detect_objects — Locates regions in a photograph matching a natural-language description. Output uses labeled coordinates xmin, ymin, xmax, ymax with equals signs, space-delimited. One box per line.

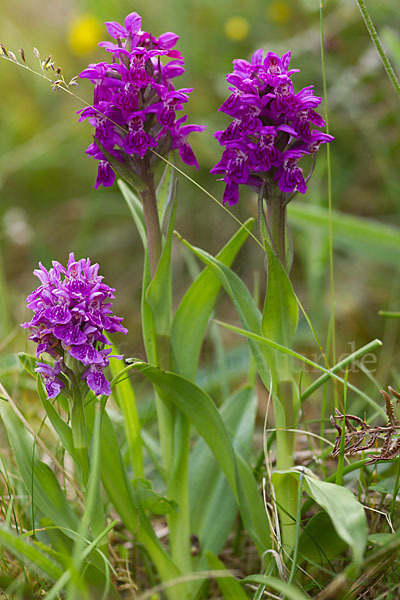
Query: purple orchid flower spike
xmin=78 ymin=12 xmax=204 ymax=190
xmin=211 ymin=48 xmax=334 ymax=205
xmin=212 ymin=49 xmax=334 ymax=269
xmin=22 ymin=253 xmax=127 ymax=399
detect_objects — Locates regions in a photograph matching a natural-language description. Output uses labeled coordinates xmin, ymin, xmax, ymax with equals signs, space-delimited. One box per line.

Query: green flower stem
xmin=154 ymin=333 xmax=175 ymax=478
xmin=266 ymin=188 xmax=287 ymax=269
xmin=273 ymin=378 xmax=299 ymax=552
xmin=140 ymin=170 xmax=163 ymax=278
xmin=70 ymin=383 xmax=90 ymax=487
xmin=87 ymin=399 xmax=109 ymax=559
xmin=167 ymin=415 xmax=192 ymax=578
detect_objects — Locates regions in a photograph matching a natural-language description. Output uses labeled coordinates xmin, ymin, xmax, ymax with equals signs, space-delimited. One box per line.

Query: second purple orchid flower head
xmin=22 ymin=253 xmax=127 ymax=399
xmin=78 ymin=12 xmax=205 ymax=190
xmin=211 ymin=50 xmax=334 ymax=206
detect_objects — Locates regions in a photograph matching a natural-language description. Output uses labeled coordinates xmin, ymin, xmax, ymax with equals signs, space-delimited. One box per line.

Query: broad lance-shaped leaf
xmin=262 ymin=241 xmax=298 ymax=363
xmin=156 ymin=158 xmax=175 ymax=228
xmin=273 ymin=469 xmax=367 ymax=567
xmin=118 ymin=179 xmax=147 ymax=249
xmin=262 ymin=241 xmax=299 ymax=471
xmin=303 ymin=473 xmax=367 ymax=567
xmin=172 ymin=218 xmax=255 ymax=381
xmin=131 ymin=361 xmax=270 ymax=553
xmin=36 ymin=377 xmax=77 ymax=463
xmin=176 ymin=237 xmax=271 ymax=387
xmin=109 ymin=355 xmax=144 ymax=478
xmin=100 ymin=410 xmax=183 ymax=591
xmin=190 ymin=387 xmax=257 ymax=555
xmin=297 ymin=511 xmax=347 ymax=563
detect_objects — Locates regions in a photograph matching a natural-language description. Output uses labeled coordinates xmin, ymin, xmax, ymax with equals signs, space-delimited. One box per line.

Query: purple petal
xmin=104 ymin=20 xmax=127 ymax=39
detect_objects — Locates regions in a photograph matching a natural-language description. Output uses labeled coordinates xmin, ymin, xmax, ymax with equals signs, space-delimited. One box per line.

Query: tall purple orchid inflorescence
xmin=22 ymin=253 xmax=127 ymax=398
xmin=211 ymin=50 xmax=334 ymax=206
xmin=78 ymin=12 xmax=205 ymax=190
xmin=211 ymin=50 xmax=334 ymax=268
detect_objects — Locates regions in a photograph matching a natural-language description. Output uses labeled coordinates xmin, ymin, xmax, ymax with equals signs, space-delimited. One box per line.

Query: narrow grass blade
xmin=241 ymin=575 xmax=309 ymax=600
xmin=356 ymin=0 xmax=400 ymax=98
xmin=0 ymin=398 xmax=79 ymax=535
xmin=45 ymin=520 xmax=118 ymax=600
xmin=215 ymin=320 xmax=385 ymax=416
xmin=0 ymin=525 xmax=63 ymax=581
xmin=379 ymin=311 xmax=400 ymax=318
xmin=300 ymin=338 xmax=383 ymax=402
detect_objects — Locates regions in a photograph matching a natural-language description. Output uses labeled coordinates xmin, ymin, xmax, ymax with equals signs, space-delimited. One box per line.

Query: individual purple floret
xmin=78 ymin=12 xmax=205 ymax=188
xmin=22 ymin=253 xmax=127 ymax=399
xmin=211 ymin=50 xmax=334 ymax=205
xmin=35 ymin=361 xmax=65 ymax=399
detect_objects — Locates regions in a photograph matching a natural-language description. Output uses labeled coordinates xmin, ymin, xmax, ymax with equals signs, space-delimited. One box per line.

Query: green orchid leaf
xmin=172 ymin=218 xmax=254 ymax=381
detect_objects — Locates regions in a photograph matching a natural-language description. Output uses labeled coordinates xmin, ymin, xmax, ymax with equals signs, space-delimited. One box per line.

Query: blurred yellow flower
xmin=266 ymin=1 xmax=291 ymax=24
xmin=67 ymin=15 xmax=103 ymax=55
xmin=224 ymin=16 xmax=250 ymax=42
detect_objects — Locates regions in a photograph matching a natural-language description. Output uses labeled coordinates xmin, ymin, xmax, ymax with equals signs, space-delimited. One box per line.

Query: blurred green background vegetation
xmin=1 ymin=0 xmax=400 ymax=413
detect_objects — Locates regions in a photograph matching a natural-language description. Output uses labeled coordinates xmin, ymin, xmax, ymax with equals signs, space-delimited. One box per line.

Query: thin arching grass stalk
xmin=152 ymin=150 xmax=264 ymax=251
xmin=300 ymin=338 xmax=383 ymax=404
xmin=319 ymin=384 xmax=328 ymax=478
xmin=320 ymin=2 xmax=336 ymax=368
xmin=335 ymin=367 xmax=348 ymax=486
xmin=355 ymin=0 xmax=400 ymax=98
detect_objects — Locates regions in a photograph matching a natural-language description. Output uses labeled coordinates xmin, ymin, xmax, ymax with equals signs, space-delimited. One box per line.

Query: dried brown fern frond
xmin=330 ymin=386 xmax=400 ymax=464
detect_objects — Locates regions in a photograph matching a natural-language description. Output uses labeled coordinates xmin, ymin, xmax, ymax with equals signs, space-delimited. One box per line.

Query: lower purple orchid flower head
xmin=78 ymin=11 xmax=205 ymax=189
xmin=22 ymin=253 xmax=127 ymax=399
xmin=211 ymin=50 xmax=334 ymax=205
